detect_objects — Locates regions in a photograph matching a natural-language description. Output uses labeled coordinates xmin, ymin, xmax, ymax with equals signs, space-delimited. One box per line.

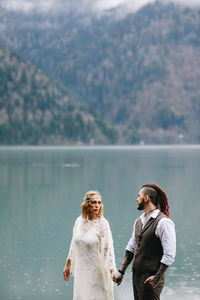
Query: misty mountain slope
xmin=0 ymin=45 xmax=117 ymax=145
xmin=0 ymin=2 xmax=200 ymax=143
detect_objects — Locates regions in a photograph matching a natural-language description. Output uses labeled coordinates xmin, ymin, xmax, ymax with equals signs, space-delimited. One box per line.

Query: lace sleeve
xmin=101 ymin=218 xmax=116 ymax=272
xmin=66 ymin=217 xmax=79 ymax=274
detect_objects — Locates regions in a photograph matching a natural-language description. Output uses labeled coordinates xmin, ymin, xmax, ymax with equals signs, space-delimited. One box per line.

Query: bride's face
xmin=88 ymin=197 xmax=102 ymax=218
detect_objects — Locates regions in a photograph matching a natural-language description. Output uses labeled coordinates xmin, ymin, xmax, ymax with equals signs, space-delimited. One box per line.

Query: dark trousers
xmin=132 ymin=271 xmax=165 ymax=300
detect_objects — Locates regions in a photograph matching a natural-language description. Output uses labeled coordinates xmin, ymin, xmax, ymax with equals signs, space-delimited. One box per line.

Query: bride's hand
xmin=113 ymin=271 xmax=124 ymax=285
xmin=63 ymin=266 xmax=70 ymax=281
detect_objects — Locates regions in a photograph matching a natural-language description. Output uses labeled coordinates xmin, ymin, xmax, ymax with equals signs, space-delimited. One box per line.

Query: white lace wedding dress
xmin=67 ymin=216 xmax=116 ymax=300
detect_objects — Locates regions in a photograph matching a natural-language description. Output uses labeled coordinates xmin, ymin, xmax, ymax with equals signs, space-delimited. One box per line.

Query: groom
xmin=114 ymin=183 xmax=176 ymax=300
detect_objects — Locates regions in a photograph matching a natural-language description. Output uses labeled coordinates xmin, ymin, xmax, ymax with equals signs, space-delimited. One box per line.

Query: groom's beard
xmin=137 ymin=198 xmax=145 ymax=210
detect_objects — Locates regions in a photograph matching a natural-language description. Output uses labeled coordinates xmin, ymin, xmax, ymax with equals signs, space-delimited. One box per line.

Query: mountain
xmin=0 ymin=45 xmax=117 ymax=145
xmin=0 ymin=2 xmax=200 ymax=144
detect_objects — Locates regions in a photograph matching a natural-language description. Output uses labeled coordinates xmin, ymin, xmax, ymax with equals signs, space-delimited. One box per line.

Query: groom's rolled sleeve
xmin=125 ymin=222 xmax=136 ymax=253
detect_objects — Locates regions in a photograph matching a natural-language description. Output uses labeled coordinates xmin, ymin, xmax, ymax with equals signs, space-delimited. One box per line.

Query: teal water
xmin=0 ymin=146 xmax=200 ymax=300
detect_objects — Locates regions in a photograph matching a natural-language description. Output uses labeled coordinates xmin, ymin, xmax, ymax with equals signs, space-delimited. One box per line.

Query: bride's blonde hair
xmin=81 ymin=190 xmax=103 ymax=220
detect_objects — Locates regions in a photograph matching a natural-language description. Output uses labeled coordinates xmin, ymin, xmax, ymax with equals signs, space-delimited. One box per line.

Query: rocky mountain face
xmin=0 ymin=2 xmax=200 ymax=144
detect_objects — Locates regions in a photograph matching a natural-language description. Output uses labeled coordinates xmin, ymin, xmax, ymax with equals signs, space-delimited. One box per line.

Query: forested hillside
xmin=0 ymin=45 xmax=117 ymax=145
xmin=0 ymin=2 xmax=200 ymax=144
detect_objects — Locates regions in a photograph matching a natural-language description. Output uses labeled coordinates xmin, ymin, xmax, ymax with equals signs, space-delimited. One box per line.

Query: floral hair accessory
xmin=84 ymin=194 xmax=101 ymax=203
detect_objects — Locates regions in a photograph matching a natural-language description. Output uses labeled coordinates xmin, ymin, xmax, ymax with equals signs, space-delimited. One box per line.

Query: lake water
xmin=0 ymin=145 xmax=200 ymax=300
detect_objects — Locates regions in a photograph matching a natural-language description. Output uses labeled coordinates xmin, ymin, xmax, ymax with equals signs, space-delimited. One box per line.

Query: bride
xmin=63 ymin=190 xmax=116 ymax=300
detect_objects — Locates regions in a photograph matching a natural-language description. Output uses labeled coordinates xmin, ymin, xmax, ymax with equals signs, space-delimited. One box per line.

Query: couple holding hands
xmin=63 ymin=183 xmax=176 ymax=300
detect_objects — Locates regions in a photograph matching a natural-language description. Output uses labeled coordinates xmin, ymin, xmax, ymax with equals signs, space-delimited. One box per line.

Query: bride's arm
xmin=102 ymin=219 xmax=116 ymax=278
xmin=63 ymin=217 xmax=79 ymax=281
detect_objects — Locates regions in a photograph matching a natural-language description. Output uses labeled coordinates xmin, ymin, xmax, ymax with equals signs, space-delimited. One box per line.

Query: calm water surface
xmin=0 ymin=146 xmax=200 ymax=300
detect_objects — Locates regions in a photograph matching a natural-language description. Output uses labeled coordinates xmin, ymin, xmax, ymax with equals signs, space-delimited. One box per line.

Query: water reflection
xmin=0 ymin=146 xmax=200 ymax=300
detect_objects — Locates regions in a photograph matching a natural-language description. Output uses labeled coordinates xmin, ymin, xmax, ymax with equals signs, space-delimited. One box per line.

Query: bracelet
xmin=118 ymin=269 xmax=125 ymax=275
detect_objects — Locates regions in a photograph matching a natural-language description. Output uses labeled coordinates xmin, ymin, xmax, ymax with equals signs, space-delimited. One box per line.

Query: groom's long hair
xmin=142 ymin=183 xmax=170 ymax=217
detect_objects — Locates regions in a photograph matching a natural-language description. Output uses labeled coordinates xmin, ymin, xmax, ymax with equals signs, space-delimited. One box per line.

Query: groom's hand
xmin=144 ymin=275 xmax=158 ymax=288
xmin=113 ymin=271 xmax=124 ymax=286
xmin=144 ymin=263 xmax=168 ymax=288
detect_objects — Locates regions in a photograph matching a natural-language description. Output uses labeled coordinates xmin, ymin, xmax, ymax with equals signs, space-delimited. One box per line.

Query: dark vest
xmin=133 ymin=212 xmax=166 ymax=274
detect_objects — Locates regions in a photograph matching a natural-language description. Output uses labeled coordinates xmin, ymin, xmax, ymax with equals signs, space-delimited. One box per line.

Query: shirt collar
xmin=140 ymin=209 xmax=160 ymax=224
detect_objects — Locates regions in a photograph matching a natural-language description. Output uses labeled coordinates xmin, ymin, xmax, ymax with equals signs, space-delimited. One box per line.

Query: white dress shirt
xmin=126 ymin=209 xmax=176 ymax=266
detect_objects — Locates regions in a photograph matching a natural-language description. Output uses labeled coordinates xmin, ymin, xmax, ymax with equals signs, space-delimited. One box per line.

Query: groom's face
xmin=136 ymin=188 xmax=145 ymax=210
